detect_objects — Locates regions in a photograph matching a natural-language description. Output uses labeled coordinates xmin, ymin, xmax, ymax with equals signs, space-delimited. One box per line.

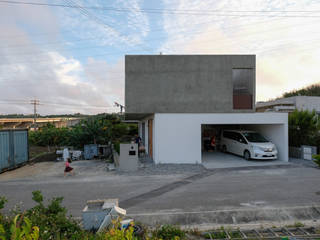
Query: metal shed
xmin=0 ymin=129 xmax=29 ymax=173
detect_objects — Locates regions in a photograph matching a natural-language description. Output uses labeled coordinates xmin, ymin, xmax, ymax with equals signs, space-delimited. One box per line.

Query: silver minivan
xmin=220 ymin=130 xmax=278 ymax=160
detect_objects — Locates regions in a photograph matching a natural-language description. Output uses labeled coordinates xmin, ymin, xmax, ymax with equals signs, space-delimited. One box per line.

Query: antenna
xmin=114 ymin=102 xmax=125 ymax=114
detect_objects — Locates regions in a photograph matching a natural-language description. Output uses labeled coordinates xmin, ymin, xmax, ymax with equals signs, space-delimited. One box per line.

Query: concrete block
xmin=119 ymin=143 xmax=139 ymax=171
xmin=82 ymin=199 xmax=118 ymax=230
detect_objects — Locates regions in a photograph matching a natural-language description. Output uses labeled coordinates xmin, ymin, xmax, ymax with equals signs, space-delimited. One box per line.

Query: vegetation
xmin=0 ymin=192 xmax=193 ymax=240
xmin=285 ymin=222 xmax=305 ymax=228
xmin=152 ymin=225 xmax=185 ymax=240
xmin=282 ymin=84 xmax=320 ymax=98
xmin=313 ymin=155 xmax=320 ymax=167
xmin=288 ymin=109 xmax=320 ymax=147
xmin=29 ymin=114 xmax=137 ymax=149
xmin=1 ymin=192 xmax=320 ymax=239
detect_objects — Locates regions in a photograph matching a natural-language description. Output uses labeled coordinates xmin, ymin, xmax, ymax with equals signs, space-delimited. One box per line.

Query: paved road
xmin=1 ymin=161 xmax=320 ymax=226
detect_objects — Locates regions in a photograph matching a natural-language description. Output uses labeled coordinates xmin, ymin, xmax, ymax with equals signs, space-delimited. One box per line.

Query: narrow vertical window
xmin=233 ymin=69 xmax=253 ymax=109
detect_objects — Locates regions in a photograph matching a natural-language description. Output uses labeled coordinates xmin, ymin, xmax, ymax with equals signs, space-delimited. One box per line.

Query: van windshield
xmin=243 ymin=132 xmax=268 ymax=143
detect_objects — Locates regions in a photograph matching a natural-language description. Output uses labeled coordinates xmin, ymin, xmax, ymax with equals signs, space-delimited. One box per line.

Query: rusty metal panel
xmin=0 ymin=131 xmax=10 ymax=172
xmin=233 ymin=94 xmax=252 ymax=109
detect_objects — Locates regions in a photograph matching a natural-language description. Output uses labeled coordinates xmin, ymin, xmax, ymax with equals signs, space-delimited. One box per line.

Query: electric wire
xmin=1 ymin=0 xmax=320 ymax=16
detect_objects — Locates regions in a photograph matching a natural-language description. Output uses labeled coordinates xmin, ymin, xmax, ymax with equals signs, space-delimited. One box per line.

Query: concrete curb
xmin=127 ymin=205 xmax=320 ymax=227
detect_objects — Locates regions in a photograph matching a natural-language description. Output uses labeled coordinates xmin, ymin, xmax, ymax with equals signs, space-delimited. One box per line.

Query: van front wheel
xmin=244 ymin=150 xmax=251 ymax=160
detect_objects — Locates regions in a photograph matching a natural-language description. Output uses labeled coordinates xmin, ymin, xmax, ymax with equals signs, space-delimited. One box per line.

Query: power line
xmin=1 ymin=24 xmax=320 ymax=67
xmin=1 ymin=0 xmax=320 ymax=16
xmin=1 ymin=16 xmax=316 ymax=53
xmin=1 ymin=17 xmax=318 ymax=60
xmin=0 ymin=14 xmax=298 ymax=46
xmin=1 ymin=16 xmax=319 ymax=66
xmin=61 ymin=0 xmax=152 ymax=53
xmin=0 ymin=99 xmax=119 ymax=109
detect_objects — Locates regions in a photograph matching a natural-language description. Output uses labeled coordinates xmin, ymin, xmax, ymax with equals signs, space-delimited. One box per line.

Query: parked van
xmin=220 ymin=130 xmax=278 ymax=160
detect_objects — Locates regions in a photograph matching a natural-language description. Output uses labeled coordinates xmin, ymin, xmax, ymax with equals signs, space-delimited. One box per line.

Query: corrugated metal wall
xmin=0 ymin=129 xmax=29 ymax=173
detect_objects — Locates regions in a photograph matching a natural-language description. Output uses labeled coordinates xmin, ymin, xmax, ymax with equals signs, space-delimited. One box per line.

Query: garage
xmin=153 ymin=112 xmax=288 ymax=167
xmin=201 ymin=124 xmax=289 ymax=169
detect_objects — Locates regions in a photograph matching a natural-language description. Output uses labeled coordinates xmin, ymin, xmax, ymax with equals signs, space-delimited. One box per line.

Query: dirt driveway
xmin=0 ymin=160 xmax=110 ymax=181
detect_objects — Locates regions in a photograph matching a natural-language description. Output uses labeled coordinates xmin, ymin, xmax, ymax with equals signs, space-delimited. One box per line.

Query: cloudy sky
xmin=0 ymin=0 xmax=320 ymax=115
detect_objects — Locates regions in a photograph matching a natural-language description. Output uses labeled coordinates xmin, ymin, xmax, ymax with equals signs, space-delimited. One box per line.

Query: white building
xmin=125 ymin=55 xmax=288 ymax=165
xmin=256 ymin=96 xmax=320 ymax=113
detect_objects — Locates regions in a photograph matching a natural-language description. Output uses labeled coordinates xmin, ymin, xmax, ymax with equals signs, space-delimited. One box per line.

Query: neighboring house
xmin=125 ymin=55 xmax=288 ymax=164
xmin=256 ymin=96 xmax=320 ymax=113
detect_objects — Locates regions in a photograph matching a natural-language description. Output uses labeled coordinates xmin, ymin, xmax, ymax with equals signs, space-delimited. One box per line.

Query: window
xmin=223 ymin=131 xmax=238 ymax=141
xmin=238 ymin=134 xmax=248 ymax=144
xmin=233 ymin=69 xmax=253 ymax=109
xmin=243 ymin=132 xmax=268 ymax=143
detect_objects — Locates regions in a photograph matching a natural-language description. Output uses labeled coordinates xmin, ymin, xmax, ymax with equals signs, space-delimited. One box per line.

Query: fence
xmin=289 ymin=146 xmax=301 ymax=159
xmin=289 ymin=145 xmax=317 ymax=160
xmin=0 ymin=129 xmax=29 ymax=173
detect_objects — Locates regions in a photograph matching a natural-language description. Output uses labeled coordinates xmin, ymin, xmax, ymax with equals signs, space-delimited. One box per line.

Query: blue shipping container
xmin=0 ymin=129 xmax=29 ymax=173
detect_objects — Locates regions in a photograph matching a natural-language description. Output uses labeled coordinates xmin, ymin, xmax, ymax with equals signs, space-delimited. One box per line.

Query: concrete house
xmin=125 ymin=55 xmax=288 ymax=165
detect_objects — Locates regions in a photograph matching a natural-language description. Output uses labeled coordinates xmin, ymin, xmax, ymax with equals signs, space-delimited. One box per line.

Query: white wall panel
xmin=154 ymin=113 xmax=288 ymax=164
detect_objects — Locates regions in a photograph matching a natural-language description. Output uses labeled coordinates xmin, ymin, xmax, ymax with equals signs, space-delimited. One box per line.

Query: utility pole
xmin=30 ymin=99 xmax=40 ymax=127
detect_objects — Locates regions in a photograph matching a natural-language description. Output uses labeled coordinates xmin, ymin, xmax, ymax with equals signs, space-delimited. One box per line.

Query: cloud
xmin=0 ymin=1 xmax=126 ymax=115
xmin=0 ymin=43 xmax=117 ymax=115
xmin=84 ymin=57 xmax=124 ymax=101
xmin=57 ymin=0 xmax=150 ymax=47
xmin=160 ymin=0 xmax=320 ymax=101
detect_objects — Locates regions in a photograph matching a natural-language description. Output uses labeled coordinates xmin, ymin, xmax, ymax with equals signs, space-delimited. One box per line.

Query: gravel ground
xmin=0 ymin=158 xmax=207 ymax=180
xmin=116 ymin=162 xmax=207 ymax=176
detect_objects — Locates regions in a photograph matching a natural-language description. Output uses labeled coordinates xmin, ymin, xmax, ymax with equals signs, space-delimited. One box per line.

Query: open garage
xmin=201 ymin=124 xmax=289 ymax=169
xmin=153 ymin=112 xmax=288 ymax=167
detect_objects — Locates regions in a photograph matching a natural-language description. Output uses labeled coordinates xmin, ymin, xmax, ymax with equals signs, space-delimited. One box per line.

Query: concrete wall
xmin=296 ymin=96 xmax=320 ymax=113
xmin=126 ymin=55 xmax=256 ymax=114
xmin=154 ymin=113 xmax=288 ymax=164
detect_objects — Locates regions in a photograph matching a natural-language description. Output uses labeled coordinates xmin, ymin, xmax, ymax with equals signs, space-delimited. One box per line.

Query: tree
xmin=28 ymin=113 xmax=138 ymax=148
xmin=283 ymin=84 xmax=320 ymax=98
xmin=289 ymin=109 xmax=320 ymax=147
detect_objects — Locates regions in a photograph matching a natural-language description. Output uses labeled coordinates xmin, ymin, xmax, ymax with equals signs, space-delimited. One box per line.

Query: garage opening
xmin=201 ymin=124 xmax=288 ymax=169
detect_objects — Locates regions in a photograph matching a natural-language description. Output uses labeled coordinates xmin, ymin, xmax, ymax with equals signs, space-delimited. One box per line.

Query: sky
xmin=0 ymin=0 xmax=320 ymax=115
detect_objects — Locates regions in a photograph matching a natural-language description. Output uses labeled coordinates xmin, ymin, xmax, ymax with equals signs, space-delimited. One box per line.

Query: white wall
xmin=154 ymin=113 xmax=288 ymax=164
xmin=246 ymin=124 xmax=288 ymax=162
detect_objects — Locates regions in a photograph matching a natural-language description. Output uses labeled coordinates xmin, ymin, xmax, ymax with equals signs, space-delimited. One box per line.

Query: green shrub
xmin=23 ymin=191 xmax=86 ymax=239
xmin=0 ymin=197 xmax=7 ymax=210
xmin=104 ymin=220 xmax=138 ymax=240
xmin=152 ymin=225 xmax=185 ymax=240
xmin=289 ymin=110 xmax=320 ymax=147
xmin=313 ymin=154 xmax=320 ymax=167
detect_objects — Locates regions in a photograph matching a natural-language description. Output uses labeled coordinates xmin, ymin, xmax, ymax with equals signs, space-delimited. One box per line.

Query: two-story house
xmin=125 ymin=55 xmax=288 ymax=165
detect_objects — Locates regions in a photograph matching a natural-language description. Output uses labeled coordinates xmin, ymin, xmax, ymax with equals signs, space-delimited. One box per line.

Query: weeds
xmin=152 ymin=225 xmax=185 ymax=240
